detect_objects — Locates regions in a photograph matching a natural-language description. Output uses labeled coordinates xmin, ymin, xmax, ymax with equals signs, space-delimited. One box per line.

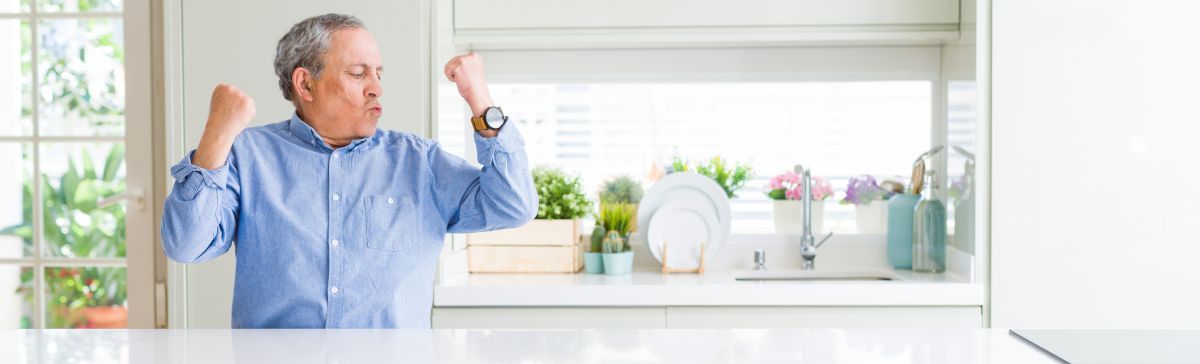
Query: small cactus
xmin=602 ymin=231 xmax=626 ymax=254
xmin=590 ymin=225 xmax=606 ymax=253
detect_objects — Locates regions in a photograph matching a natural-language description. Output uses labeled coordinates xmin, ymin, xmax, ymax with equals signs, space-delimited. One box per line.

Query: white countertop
xmin=435 ymin=238 xmax=985 ymax=307
xmin=0 ymin=329 xmax=1056 ymax=363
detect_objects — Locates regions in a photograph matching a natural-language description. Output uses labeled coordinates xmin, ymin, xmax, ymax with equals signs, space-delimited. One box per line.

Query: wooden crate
xmin=467 ymin=241 xmax=585 ymax=273
xmin=466 ymin=219 xmax=582 ymax=246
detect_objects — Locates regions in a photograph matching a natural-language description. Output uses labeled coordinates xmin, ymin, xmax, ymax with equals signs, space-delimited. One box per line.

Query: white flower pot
xmin=855 ymin=200 xmax=889 ymax=234
xmin=773 ymin=200 xmax=825 ymax=235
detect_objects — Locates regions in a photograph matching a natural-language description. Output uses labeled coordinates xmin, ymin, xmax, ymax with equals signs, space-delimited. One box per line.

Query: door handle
xmin=97 ymin=188 xmax=145 ymax=211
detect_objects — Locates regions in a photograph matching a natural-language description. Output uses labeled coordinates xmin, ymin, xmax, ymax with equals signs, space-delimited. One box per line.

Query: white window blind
xmin=438 ymin=47 xmax=942 ymax=234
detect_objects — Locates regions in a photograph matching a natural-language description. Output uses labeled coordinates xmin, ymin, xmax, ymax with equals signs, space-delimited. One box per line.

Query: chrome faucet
xmin=795 ymin=164 xmax=834 ymax=270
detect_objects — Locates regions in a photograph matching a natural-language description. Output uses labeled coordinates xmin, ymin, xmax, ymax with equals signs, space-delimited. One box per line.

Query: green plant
xmin=672 ymin=156 xmax=754 ymax=198
xmin=601 ymin=231 xmax=626 ymax=254
xmin=599 ymin=175 xmax=644 ymax=204
xmin=1 ymin=145 xmax=127 ymax=328
xmin=533 ymin=166 xmax=593 ymax=220
xmin=596 ymin=203 xmax=636 ymax=253
xmin=589 ymin=225 xmax=607 ymax=253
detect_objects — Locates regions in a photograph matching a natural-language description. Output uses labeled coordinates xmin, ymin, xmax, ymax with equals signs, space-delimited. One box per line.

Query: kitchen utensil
xmin=910 ymin=158 xmax=926 ymax=194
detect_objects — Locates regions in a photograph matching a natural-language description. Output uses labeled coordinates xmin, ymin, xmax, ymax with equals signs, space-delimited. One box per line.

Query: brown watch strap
xmin=470 ymin=115 xmax=488 ymax=131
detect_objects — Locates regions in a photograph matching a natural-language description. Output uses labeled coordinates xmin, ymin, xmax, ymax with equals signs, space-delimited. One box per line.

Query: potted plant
xmin=466 ymin=166 xmax=593 ymax=273
xmin=597 ymin=202 xmax=636 ymax=275
xmin=671 ymin=156 xmax=753 ymax=198
xmin=766 ymin=170 xmax=833 ymax=235
xmin=2 ymin=146 xmax=129 ymax=328
xmin=599 ymin=175 xmax=644 ymax=205
xmin=841 ymin=175 xmax=898 ymax=234
xmin=586 ymin=176 xmax=644 ymax=274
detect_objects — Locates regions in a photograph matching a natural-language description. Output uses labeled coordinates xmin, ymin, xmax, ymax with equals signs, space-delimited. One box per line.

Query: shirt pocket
xmin=363 ymin=195 xmax=421 ymax=252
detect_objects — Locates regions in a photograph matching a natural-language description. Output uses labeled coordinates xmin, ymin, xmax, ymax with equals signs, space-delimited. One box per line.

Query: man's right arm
xmin=161 ymin=84 xmax=254 ymax=263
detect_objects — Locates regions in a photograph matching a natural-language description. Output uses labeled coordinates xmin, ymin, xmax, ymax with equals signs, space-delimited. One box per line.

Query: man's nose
xmin=366 ymin=76 xmax=383 ymax=98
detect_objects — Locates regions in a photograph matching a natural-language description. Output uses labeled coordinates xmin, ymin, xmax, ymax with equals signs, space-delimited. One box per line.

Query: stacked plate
xmin=638 ymin=172 xmax=731 ymax=269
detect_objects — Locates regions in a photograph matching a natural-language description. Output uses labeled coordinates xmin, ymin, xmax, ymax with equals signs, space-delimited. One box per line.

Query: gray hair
xmin=274 ymin=13 xmax=365 ymax=107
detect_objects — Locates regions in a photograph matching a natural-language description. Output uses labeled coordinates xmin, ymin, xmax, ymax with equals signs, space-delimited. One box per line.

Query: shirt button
xmin=330 ymin=287 xmax=339 ymax=294
xmin=332 ymin=193 xmax=340 ymax=201
xmin=387 ymin=198 xmax=394 ymax=205
xmin=332 ymin=154 xmax=339 ymax=159
xmin=331 ymin=239 xmax=340 ymax=247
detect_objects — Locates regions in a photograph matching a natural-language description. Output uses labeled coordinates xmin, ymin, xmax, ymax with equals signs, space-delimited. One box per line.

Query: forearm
xmin=192 ymin=127 xmax=237 ymax=170
xmin=161 ymin=152 xmax=240 ymax=263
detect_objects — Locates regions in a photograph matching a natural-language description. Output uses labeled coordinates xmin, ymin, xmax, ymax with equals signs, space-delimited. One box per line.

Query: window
xmin=439 ymin=47 xmax=943 ymax=235
xmin=0 ymin=0 xmax=131 ymax=329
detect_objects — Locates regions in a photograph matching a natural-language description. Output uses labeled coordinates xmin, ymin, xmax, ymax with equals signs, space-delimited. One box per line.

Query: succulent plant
xmin=596 ymin=203 xmax=636 ymax=253
xmin=602 ymin=231 xmax=626 ymax=254
xmin=599 ymin=175 xmax=644 ymax=204
xmin=590 ymin=224 xmax=607 ymax=253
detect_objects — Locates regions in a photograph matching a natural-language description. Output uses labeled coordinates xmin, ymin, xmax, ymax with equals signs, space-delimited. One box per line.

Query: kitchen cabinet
xmin=453 ymin=0 xmax=962 ymax=49
xmin=431 ymin=306 xmax=981 ymax=329
xmin=666 ymin=307 xmax=982 ymax=329
xmin=432 ymin=308 xmax=667 ymax=329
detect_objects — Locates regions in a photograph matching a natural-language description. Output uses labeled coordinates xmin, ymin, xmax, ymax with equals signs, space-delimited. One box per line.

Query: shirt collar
xmin=287 ymin=113 xmax=380 ymax=153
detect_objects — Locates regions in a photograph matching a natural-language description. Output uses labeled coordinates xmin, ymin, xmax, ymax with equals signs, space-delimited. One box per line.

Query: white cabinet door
xmin=170 ymin=0 xmax=430 ymax=328
xmin=432 ymin=308 xmax=666 ymax=329
xmin=453 ymin=0 xmax=961 ymax=48
xmin=666 ymin=307 xmax=983 ymax=329
xmin=456 ymin=0 xmax=959 ymax=29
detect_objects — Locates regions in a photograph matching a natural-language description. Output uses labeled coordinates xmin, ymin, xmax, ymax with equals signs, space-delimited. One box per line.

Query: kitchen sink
xmin=733 ymin=270 xmax=901 ymax=282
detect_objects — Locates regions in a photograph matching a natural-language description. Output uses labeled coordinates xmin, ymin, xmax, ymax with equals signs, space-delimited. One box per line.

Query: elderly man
xmin=161 ymin=13 xmax=536 ymax=328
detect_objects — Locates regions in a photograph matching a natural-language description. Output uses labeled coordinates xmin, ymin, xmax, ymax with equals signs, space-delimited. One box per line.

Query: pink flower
xmin=766 ymin=171 xmax=832 ymax=201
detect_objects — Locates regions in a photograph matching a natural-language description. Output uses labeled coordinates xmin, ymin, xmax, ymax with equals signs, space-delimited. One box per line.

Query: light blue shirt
xmin=161 ymin=114 xmax=537 ymax=328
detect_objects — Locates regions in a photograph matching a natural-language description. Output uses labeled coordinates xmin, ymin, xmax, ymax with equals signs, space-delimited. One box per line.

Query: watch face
xmin=485 ymin=107 xmax=505 ymax=129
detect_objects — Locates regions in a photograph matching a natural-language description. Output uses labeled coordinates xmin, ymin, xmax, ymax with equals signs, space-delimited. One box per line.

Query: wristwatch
xmin=470 ymin=106 xmax=507 ymax=132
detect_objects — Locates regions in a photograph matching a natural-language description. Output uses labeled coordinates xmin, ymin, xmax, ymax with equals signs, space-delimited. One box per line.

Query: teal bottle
xmin=912 ymin=170 xmax=947 ymax=273
xmin=886 ymin=193 xmax=920 ymax=269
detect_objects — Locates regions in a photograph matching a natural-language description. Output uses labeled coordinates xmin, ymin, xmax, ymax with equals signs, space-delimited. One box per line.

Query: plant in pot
xmin=840 ymin=175 xmax=898 ymax=234
xmin=671 ymin=156 xmax=753 ymax=198
xmin=465 ymin=166 xmax=593 ymax=273
xmin=587 ymin=176 xmax=644 ymax=274
xmin=1 ymin=145 xmax=129 ymax=328
xmin=597 ymin=202 xmax=636 ymax=275
xmin=766 ymin=170 xmax=833 ymax=235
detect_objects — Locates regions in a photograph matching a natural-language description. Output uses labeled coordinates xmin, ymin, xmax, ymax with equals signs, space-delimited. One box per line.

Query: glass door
xmin=0 ymin=0 xmax=153 ymax=329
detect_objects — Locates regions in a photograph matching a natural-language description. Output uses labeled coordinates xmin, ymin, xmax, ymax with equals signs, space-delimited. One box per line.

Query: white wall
xmin=992 ymin=0 xmax=1200 ymax=328
xmin=174 ymin=0 xmax=429 ymax=328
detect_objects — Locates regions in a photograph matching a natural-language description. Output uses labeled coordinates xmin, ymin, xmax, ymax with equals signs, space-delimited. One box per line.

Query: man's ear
xmin=291 ymin=67 xmax=315 ymax=103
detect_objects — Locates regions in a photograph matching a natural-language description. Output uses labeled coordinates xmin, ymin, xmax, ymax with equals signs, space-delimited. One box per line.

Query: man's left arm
xmin=432 ymin=52 xmax=538 ymax=233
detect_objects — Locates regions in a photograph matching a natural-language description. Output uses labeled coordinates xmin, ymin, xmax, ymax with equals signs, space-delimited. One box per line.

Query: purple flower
xmin=842 ymin=175 xmax=894 ymax=205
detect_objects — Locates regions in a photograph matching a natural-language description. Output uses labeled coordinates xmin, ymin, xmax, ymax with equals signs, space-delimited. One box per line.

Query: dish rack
xmin=660 ymin=240 xmax=706 ymax=274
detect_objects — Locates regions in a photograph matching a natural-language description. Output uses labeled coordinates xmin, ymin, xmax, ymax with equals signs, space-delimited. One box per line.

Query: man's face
xmin=304 ymin=27 xmax=383 ymax=142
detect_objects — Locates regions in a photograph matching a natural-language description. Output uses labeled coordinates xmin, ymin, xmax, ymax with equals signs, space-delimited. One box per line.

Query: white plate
xmin=638 ymin=172 xmax=732 ymax=260
xmin=646 ymin=199 xmax=722 ymax=269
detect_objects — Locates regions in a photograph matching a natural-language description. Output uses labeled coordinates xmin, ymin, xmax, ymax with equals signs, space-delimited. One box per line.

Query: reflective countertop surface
xmin=0 ymin=328 xmax=1055 ymax=363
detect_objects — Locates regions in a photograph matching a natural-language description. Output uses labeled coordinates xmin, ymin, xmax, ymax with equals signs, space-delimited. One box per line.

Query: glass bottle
xmin=912 ymin=170 xmax=947 ymax=273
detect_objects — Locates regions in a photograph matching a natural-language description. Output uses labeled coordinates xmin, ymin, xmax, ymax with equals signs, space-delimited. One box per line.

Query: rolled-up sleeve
xmin=161 ymin=148 xmax=242 ymax=263
xmin=431 ymin=123 xmax=538 ymax=233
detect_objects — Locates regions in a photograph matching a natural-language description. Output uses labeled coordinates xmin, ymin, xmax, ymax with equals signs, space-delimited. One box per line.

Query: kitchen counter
xmin=435 ymin=238 xmax=984 ymax=307
xmin=0 ymin=329 xmax=1056 ymax=363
